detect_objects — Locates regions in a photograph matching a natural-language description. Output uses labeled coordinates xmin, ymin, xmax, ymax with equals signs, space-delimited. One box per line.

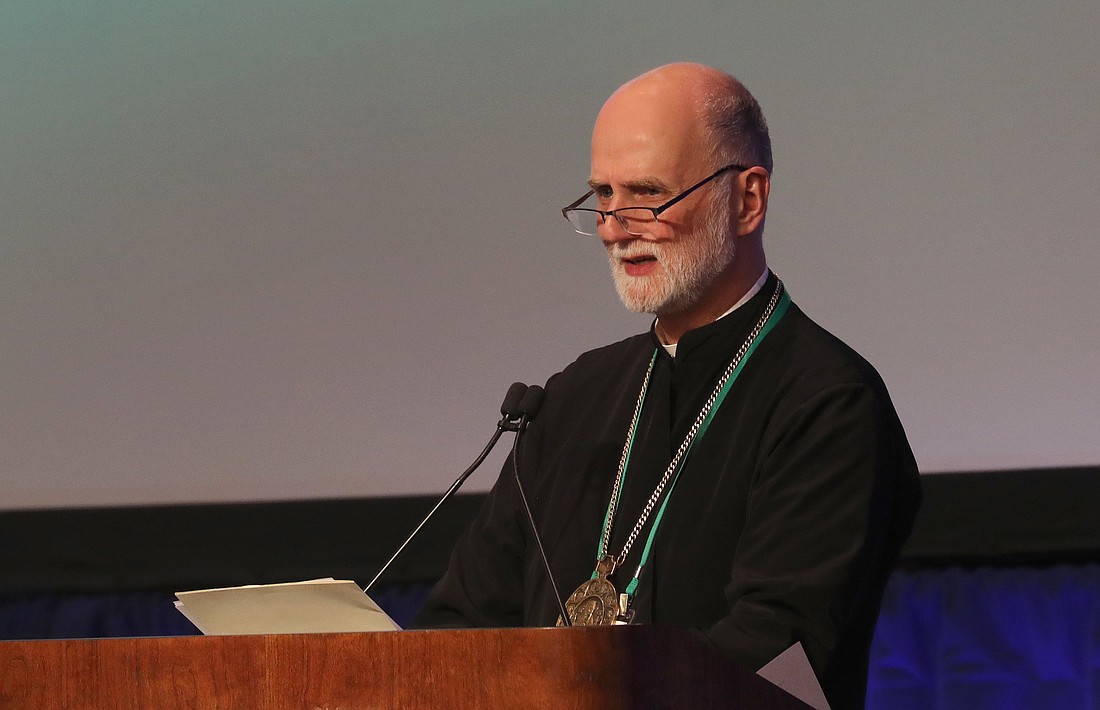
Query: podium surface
xmin=1 ymin=625 xmax=810 ymax=709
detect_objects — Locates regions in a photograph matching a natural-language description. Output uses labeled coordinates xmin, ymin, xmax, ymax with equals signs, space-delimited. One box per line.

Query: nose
xmin=597 ymin=210 xmax=635 ymax=247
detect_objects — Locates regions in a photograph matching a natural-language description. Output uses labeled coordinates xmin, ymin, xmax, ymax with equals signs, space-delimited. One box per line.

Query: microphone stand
xmin=364 ymin=414 xmax=516 ymax=594
xmin=510 ymin=392 xmax=572 ymax=626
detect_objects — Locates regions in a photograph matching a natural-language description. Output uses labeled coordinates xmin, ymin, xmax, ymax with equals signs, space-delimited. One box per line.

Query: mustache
xmin=607 ymin=243 xmax=662 ymax=260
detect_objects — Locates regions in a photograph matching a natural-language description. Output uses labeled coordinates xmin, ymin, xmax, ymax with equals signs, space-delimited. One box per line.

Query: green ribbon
xmin=594 ymin=288 xmax=792 ymax=601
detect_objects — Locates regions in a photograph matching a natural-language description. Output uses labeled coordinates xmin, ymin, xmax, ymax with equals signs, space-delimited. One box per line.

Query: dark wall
xmin=3 ymin=467 xmax=1099 ymax=595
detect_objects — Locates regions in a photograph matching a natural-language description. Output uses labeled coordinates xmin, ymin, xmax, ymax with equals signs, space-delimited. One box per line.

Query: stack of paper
xmin=174 ymin=578 xmax=400 ymax=635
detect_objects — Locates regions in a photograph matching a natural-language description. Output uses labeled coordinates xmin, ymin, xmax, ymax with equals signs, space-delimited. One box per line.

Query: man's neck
xmin=655 ymin=268 xmax=769 ymax=346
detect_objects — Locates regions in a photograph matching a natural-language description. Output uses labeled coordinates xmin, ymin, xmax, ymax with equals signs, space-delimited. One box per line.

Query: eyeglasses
xmin=561 ymin=163 xmax=748 ymax=236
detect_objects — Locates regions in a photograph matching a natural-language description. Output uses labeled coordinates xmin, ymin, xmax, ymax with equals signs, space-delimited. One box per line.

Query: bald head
xmin=586 ymin=63 xmax=773 ymax=341
xmin=595 ymin=63 xmax=772 ymax=178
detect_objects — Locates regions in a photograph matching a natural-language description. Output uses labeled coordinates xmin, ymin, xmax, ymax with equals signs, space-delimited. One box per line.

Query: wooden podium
xmin=1 ymin=626 xmax=811 ymax=709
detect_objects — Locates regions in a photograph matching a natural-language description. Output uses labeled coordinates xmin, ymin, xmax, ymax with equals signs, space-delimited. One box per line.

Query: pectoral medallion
xmin=558 ymin=556 xmax=619 ymax=626
xmin=561 ymin=282 xmax=788 ymax=631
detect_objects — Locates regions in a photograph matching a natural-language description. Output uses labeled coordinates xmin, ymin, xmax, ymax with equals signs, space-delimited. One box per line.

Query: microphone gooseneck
xmin=365 ymin=384 xmax=529 ymax=593
xmin=509 ymin=385 xmax=571 ymax=626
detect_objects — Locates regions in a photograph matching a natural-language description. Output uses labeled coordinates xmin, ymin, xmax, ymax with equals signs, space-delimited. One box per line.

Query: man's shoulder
xmin=547 ymin=331 xmax=654 ymax=390
xmin=768 ymin=302 xmax=891 ymax=393
xmin=575 ymin=331 xmax=653 ymax=364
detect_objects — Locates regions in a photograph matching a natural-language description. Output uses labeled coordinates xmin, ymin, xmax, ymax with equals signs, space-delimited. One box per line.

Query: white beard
xmin=607 ymin=197 xmax=735 ymax=316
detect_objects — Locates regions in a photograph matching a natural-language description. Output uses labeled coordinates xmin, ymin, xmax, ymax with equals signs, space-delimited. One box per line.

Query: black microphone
xmin=500 ymin=381 xmax=527 ymax=420
xmin=499 ymin=381 xmax=528 ymax=432
xmin=508 ymin=385 xmax=572 ymax=626
xmin=515 ymin=385 xmax=545 ymax=431
xmin=364 ymin=383 xmax=529 ymax=593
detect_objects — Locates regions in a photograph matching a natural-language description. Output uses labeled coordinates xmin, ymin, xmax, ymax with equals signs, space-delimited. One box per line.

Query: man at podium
xmin=416 ymin=62 xmax=921 ymax=710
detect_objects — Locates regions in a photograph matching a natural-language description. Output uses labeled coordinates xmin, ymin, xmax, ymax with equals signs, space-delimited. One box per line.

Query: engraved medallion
xmin=563 ymin=281 xmax=786 ymax=629
xmin=557 ymin=556 xmax=619 ymax=626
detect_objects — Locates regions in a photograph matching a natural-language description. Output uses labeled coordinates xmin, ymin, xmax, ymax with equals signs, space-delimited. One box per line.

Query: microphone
xmin=514 ymin=385 xmax=545 ymax=431
xmin=499 ymin=381 xmax=528 ymax=432
xmin=508 ymin=385 xmax=572 ymax=626
xmin=364 ymin=383 xmax=530 ymax=593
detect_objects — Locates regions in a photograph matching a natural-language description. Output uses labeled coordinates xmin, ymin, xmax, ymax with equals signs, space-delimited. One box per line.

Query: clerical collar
xmin=657 ymin=268 xmax=770 ymax=357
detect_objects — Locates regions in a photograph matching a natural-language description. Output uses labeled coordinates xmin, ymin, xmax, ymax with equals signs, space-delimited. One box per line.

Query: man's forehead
xmin=589 ymin=69 xmax=712 ymax=184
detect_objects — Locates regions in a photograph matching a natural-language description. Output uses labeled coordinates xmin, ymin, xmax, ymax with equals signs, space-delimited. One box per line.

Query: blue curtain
xmin=4 ymin=566 xmax=1099 ymax=708
xmin=867 ymin=565 xmax=1100 ymax=709
xmin=0 ymin=583 xmax=434 ymax=639
xmin=0 ymin=589 xmax=198 ymax=640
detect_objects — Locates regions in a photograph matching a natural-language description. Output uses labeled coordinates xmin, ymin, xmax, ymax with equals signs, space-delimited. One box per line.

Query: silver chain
xmin=600 ymin=280 xmax=785 ymax=567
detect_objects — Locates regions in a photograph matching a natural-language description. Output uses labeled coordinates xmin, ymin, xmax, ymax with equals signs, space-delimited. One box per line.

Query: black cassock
xmin=416 ymin=272 xmax=921 ymax=710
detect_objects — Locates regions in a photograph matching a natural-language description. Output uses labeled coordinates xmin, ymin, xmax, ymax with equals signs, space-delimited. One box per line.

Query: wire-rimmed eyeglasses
xmin=561 ymin=163 xmax=748 ymax=236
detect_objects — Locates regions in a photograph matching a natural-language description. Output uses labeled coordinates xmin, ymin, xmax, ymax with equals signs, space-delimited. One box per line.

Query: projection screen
xmin=2 ymin=1 xmax=1097 ymax=509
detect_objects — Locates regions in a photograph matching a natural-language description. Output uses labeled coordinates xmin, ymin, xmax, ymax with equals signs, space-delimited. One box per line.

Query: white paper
xmin=174 ymin=578 xmax=400 ymax=635
xmin=756 ymin=642 xmax=831 ymax=710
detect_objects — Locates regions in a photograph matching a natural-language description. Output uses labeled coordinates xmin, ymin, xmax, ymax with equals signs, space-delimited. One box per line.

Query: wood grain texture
xmin=0 ymin=626 xmax=810 ymax=709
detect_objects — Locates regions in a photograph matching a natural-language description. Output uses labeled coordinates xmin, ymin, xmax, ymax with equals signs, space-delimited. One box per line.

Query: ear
xmin=735 ymin=167 xmax=770 ymax=236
